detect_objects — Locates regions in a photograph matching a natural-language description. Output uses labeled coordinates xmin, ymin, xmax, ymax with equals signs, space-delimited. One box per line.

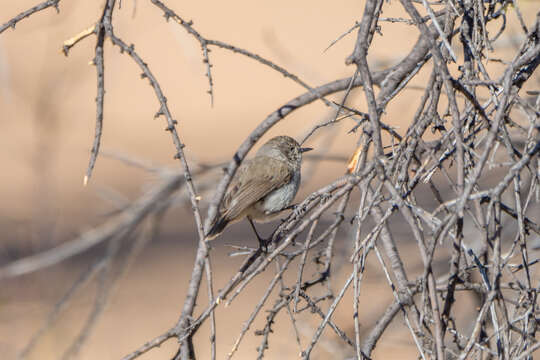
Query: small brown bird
xmin=205 ymin=136 xmax=312 ymax=246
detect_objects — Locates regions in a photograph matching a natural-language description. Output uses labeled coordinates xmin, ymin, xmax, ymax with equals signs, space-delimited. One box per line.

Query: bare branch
xmin=0 ymin=0 xmax=60 ymax=34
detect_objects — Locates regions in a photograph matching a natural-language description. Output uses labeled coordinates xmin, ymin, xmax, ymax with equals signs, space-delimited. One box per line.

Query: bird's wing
xmin=222 ymin=156 xmax=292 ymax=221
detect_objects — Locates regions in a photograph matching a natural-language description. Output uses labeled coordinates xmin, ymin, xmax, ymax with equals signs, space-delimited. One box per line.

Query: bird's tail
xmin=205 ymin=216 xmax=229 ymax=240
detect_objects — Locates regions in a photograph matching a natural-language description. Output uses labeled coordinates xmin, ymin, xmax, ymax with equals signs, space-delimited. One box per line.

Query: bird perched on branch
xmin=205 ymin=135 xmax=312 ymax=248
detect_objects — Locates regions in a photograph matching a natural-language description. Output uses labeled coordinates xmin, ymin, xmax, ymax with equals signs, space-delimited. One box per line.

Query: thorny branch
xmin=0 ymin=0 xmax=60 ymax=34
xmin=1 ymin=0 xmax=540 ymax=359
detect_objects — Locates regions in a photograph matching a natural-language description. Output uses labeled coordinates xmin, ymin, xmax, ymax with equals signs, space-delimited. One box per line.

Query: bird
xmin=205 ymin=135 xmax=312 ymax=248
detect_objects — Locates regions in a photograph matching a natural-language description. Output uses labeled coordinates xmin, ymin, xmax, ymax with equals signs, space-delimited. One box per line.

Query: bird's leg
xmin=247 ymin=216 xmax=269 ymax=252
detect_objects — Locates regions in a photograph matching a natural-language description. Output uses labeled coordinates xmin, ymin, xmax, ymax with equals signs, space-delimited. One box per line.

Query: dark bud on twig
xmin=433 ymin=124 xmax=446 ymax=133
xmin=333 ymin=211 xmax=345 ymax=221
xmin=173 ymin=152 xmax=181 ymax=159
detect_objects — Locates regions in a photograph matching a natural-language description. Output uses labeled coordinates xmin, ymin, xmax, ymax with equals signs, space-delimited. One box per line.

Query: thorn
xmin=83 ymin=175 xmax=89 ymax=186
xmin=88 ymin=59 xmax=95 ymax=65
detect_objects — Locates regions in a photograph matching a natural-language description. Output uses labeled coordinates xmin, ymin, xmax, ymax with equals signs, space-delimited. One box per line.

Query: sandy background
xmin=1 ymin=0 xmax=538 ymax=359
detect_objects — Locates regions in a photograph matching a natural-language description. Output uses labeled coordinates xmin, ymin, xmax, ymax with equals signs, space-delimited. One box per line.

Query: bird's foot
xmin=282 ymin=203 xmax=305 ymax=219
xmin=257 ymin=237 xmax=271 ymax=253
xmin=292 ymin=204 xmax=306 ymax=219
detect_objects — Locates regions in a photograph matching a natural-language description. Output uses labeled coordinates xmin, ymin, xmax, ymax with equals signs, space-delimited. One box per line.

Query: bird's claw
xmin=292 ymin=204 xmax=305 ymax=219
xmin=258 ymin=238 xmax=270 ymax=253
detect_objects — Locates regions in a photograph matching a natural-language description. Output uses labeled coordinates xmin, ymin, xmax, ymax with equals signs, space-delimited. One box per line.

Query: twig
xmin=0 ymin=0 xmax=60 ymax=34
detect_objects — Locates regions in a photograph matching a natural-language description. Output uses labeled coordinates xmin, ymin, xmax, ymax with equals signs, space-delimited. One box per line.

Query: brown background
xmin=1 ymin=1 xmax=537 ymax=359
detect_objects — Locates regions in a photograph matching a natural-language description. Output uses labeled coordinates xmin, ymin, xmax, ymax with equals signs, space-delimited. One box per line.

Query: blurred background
xmin=1 ymin=1 xmax=538 ymax=359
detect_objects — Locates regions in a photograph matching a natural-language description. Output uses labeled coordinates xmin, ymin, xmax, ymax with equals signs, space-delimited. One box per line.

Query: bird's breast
xmin=259 ymin=170 xmax=300 ymax=215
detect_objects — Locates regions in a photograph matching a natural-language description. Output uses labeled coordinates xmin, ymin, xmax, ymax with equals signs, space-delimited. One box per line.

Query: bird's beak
xmin=300 ymin=147 xmax=313 ymax=153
